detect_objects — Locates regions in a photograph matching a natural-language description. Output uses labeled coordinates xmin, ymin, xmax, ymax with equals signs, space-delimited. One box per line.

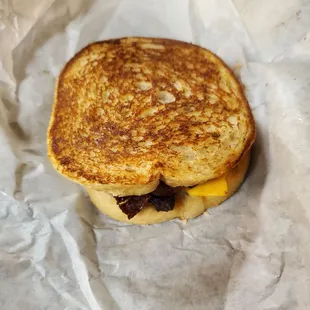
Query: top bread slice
xmin=47 ymin=37 xmax=255 ymax=196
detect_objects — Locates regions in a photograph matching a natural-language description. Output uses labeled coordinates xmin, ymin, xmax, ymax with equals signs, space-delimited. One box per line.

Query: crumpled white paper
xmin=1 ymin=0 xmax=310 ymax=309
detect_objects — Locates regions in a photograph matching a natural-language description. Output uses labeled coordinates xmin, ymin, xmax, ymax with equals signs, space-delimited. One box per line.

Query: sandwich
xmin=47 ymin=37 xmax=255 ymax=224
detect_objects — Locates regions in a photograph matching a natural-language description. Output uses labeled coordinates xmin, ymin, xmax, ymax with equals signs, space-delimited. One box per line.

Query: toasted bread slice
xmin=47 ymin=37 xmax=255 ymax=196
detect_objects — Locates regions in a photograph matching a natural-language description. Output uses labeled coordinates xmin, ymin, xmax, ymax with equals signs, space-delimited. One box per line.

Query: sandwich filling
xmin=115 ymin=177 xmax=228 ymax=219
xmin=115 ymin=182 xmax=176 ymax=219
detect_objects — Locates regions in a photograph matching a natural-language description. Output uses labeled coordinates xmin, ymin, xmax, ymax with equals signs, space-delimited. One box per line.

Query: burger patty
xmin=115 ymin=182 xmax=176 ymax=219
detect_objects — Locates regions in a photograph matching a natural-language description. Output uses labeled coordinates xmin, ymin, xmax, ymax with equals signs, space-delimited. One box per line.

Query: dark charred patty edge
xmin=115 ymin=182 xmax=177 ymax=219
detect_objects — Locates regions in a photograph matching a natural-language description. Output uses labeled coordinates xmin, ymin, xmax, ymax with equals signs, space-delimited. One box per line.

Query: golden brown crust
xmin=47 ymin=37 xmax=255 ymax=195
xmin=86 ymin=148 xmax=251 ymax=224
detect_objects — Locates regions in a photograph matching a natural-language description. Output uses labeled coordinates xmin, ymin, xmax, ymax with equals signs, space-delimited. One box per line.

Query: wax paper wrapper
xmin=1 ymin=0 xmax=310 ymax=309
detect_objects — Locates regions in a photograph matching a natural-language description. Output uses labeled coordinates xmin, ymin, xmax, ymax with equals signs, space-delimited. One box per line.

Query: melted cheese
xmin=185 ymin=175 xmax=228 ymax=196
xmin=185 ymin=152 xmax=250 ymax=197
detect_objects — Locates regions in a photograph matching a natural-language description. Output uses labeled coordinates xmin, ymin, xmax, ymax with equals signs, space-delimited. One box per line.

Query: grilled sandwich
xmin=47 ymin=37 xmax=255 ymax=224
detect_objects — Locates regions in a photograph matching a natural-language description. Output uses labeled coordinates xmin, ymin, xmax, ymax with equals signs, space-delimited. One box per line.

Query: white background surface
xmin=0 ymin=0 xmax=310 ymax=309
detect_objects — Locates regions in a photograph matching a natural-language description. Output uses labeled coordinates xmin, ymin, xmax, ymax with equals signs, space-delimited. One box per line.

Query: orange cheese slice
xmin=185 ymin=175 xmax=228 ymax=196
